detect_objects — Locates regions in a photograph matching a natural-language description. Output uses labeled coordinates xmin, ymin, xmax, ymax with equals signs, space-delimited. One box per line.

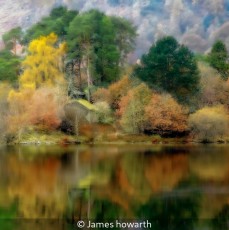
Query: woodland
xmin=0 ymin=6 xmax=229 ymax=145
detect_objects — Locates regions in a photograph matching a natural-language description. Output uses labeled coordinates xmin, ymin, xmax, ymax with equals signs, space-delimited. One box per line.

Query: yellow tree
xmin=7 ymin=33 xmax=66 ymax=138
xmin=20 ymin=33 xmax=66 ymax=89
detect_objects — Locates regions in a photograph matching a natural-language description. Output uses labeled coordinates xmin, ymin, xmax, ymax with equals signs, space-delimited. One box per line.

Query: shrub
xmin=118 ymin=83 xmax=151 ymax=134
xmin=145 ymin=94 xmax=188 ymax=135
xmin=188 ymin=106 xmax=229 ymax=142
xmin=108 ymin=76 xmax=132 ymax=109
xmin=94 ymin=102 xmax=114 ymax=124
xmin=92 ymin=88 xmax=111 ymax=104
xmin=7 ymin=88 xmax=32 ymax=134
xmin=92 ymin=76 xmax=132 ymax=110
xmin=0 ymin=83 xmax=11 ymax=142
xmin=7 ymin=87 xmax=65 ymax=134
xmin=199 ymin=63 xmax=229 ymax=108
xmin=27 ymin=88 xmax=63 ymax=130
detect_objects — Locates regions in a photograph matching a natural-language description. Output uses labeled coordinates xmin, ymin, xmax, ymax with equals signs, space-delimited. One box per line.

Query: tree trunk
xmin=86 ymin=55 xmax=91 ymax=101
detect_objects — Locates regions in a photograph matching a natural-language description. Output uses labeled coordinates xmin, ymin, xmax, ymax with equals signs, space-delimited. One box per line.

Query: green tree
xmin=96 ymin=15 xmax=120 ymax=83
xmin=2 ymin=27 xmax=23 ymax=53
xmin=0 ymin=50 xmax=21 ymax=83
xmin=208 ymin=40 xmax=229 ymax=80
xmin=23 ymin=7 xmax=78 ymax=43
xmin=0 ymin=28 xmax=23 ymax=84
xmin=67 ymin=10 xmax=99 ymax=99
xmin=134 ymin=36 xmax=200 ymax=103
xmin=67 ymin=10 xmax=136 ymax=85
xmin=67 ymin=10 xmax=119 ymax=85
xmin=111 ymin=16 xmax=137 ymax=66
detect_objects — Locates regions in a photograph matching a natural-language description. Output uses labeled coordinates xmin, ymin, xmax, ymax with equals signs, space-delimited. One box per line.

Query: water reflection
xmin=1 ymin=145 xmax=229 ymax=229
xmin=212 ymin=204 xmax=229 ymax=230
xmin=137 ymin=188 xmax=201 ymax=230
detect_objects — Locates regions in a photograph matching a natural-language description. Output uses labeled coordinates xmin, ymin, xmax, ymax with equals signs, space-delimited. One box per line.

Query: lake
xmin=0 ymin=144 xmax=229 ymax=229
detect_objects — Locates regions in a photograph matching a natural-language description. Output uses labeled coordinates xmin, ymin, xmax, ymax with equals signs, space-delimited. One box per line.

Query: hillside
xmin=1 ymin=0 xmax=229 ymax=58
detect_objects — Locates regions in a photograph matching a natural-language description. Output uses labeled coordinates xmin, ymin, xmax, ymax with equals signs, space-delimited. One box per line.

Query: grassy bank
xmin=7 ymin=127 xmax=191 ymax=146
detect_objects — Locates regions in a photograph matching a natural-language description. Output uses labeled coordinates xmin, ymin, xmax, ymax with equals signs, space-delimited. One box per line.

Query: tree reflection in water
xmin=137 ymin=180 xmax=201 ymax=230
xmin=2 ymin=145 xmax=229 ymax=230
xmin=0 ymin=203 xmax=17 ymax=230
xmin=212 ymin=204 xmax=229 ymax=230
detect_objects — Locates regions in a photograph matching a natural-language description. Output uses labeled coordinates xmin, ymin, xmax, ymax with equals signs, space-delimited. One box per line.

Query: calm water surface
xmin=0 ymin=144 xmax=229 ymax=229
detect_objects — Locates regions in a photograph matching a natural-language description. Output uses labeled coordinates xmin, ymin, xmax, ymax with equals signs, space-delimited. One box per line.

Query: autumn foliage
xmin=92 ymin=75 xmax=132 ymax=109
xmin=199 ymin=63 xmax=229 ymax=108
xmin=118 ymin=83 xmax=151 ymax=134
xmin=8 ymin=87 xmax=65 ymax=132
xmin=188 ymin=106 xmax=229 ymax=142
xmin=7 ymin=33 xmax=67 ymax=135
xmin=108 ymin=76 xmax=132 ymax=109
xmin=27 ymin=88 xmax=63 ymax=130
xmin=116 ymin=82 xmax=188 ymax=135
xmin=20 ymin=33 xmax=66 ymax=90
xmin=3 ymin=26 xmax=229 ymax=144
xmin=7 ymin=88 xmax=33 ymax=133
xmin=0 ymin=83 xmax=12 ymax=141
xmin=94 ymin=77 xmax=189 ymax=135
xmin=92 ymin=88 xmax=111 ymax=104
xmin=145 ymin=94 xmax=188 ymax=134
xmin=94 ymin=101 xmax=114 ymax=124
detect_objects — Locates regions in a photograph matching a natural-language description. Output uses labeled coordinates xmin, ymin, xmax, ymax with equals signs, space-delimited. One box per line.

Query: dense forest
xmin=1 ymin=6 xmax=229 ymax=145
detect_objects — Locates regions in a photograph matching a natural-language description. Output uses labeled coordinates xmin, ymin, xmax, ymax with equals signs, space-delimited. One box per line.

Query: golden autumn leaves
xmin=12 ymin=33 xmax=66 ymax=91
xmin=7 ymin=33 xmax=67 ymax=134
